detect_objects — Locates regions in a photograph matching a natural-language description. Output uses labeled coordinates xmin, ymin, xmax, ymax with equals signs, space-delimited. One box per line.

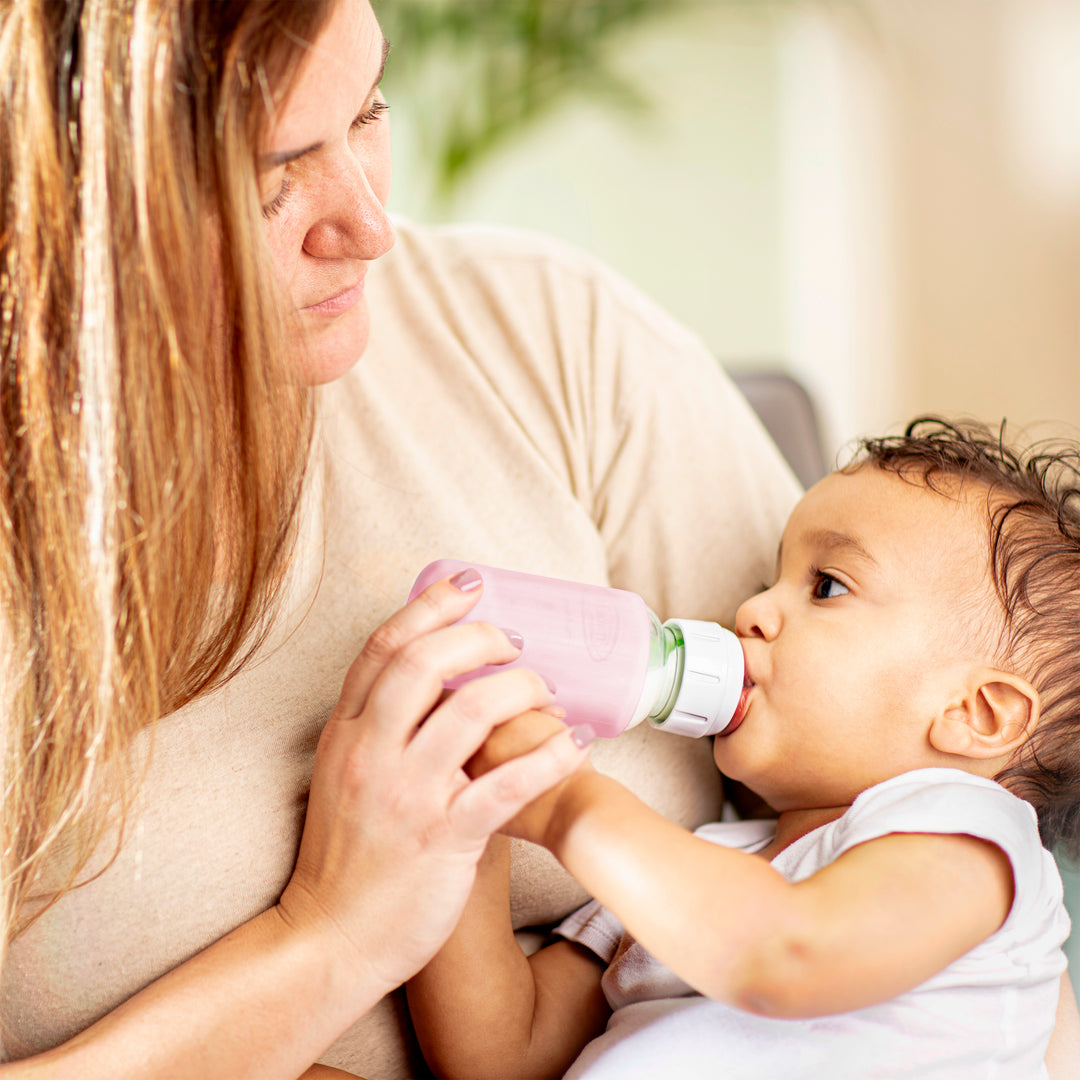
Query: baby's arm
xmin=535 ymin=770 xmax=1013 ymax=1018
xmin=1046 ymin=971 xmax=1080 ymax=1079
xmin=473 ymin=716 xmax=1013 ymax=1019
xmin=407 ymin=833 xmax=610 ymax=1080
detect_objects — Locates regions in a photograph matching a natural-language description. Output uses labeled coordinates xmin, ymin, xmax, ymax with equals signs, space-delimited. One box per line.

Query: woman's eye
xmin=811 ymin=572 xmax=849 ymax=600
xmin=261 ymin=174 xmax=293 ymax=220
xmin=351 ymin=100 xmax=389 ymax=130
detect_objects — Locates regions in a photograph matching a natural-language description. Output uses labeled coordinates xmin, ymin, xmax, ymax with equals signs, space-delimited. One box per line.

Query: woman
xmin=3 ymin=1 xmax=1039 ymax=1078
xmin=2 ymin=0 xmax=607 ymax=1073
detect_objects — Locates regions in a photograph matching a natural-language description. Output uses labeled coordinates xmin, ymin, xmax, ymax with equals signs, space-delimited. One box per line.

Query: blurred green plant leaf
xmin=379 ymin=0 xmax=691 ymax=201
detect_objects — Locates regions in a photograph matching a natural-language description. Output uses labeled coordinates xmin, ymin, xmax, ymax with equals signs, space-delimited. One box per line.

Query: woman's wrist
xmin=272 ymin=886 xmax=400 ymax=1017
xmin=209 ymin=903 xmax=394 ymax=1059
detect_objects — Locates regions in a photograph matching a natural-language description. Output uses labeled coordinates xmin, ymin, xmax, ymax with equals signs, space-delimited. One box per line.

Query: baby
xmin=407 ymin=418 xmax=1077 ymax=1079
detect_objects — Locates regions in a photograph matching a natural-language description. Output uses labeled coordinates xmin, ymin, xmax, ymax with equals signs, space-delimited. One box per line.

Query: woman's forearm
xmin=2 ymin=905 xmax=386 ymax=1080
xmin=1 ymin=581 xmax=592 ymax=1080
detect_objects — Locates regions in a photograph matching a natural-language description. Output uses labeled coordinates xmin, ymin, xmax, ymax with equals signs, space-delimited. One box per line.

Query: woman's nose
xmin=302 ymin=156 xmax=394 ymax=263
xmin=735 ymin=587 xmax=781 ymax=641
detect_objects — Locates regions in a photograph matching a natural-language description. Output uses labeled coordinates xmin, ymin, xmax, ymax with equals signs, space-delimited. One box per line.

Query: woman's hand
xmin=5 ymin=577 xmax=587 ymax=1080
xmin=277 ymin=570 xmax=591 ymax=1003
xmin=466 ymin=709 xmax=597 ymax=848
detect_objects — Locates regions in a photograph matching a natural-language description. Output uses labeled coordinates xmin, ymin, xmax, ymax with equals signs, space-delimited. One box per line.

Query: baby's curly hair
xmin=851 ymin=417 xmax=1080 ymax=860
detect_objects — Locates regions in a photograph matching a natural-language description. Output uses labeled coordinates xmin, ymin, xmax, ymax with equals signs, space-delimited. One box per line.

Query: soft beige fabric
xmin=0 ymin=221 xmax=800 ymax=1077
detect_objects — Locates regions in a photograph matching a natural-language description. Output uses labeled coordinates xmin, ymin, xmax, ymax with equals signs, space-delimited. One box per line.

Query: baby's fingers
xmin=448 ymin=723 xmax=594 ymax=843
xmin=466 ymin=708 xmax=570 ymax=779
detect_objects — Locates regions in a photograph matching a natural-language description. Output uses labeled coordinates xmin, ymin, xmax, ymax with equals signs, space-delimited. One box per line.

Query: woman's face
xmin=259 ymin=0 xmax=394 ymax=385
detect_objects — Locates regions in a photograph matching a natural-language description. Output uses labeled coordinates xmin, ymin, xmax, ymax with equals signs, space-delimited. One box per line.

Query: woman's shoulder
xmin=378 ymin=216 xmax=702 ymax=352
xmin=387 ymin=215 xmax=606 ymax=276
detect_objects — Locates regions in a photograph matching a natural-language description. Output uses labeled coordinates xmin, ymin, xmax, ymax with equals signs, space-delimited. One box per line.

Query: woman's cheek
xmin=263 ymin=215 xmax=305 ymax=304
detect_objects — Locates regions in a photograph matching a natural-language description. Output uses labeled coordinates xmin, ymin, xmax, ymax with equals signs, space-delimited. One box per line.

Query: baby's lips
xmin=719 ymin=684 xmax=751 ymax=736
xmin=718 ymin=647 xmax=754 ymax=736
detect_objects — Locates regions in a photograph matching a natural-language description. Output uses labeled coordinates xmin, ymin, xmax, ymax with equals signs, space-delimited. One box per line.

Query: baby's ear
xmin=929 ymin=668 xmax=1040 ymax=761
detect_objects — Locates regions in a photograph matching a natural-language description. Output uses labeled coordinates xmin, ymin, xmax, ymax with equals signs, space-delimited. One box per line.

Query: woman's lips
xmin=301 ymin=277 xmax=365 ymax=316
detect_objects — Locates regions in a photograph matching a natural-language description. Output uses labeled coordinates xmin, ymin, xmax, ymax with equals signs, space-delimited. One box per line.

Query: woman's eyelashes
xmin=810 ymin=567 xmax=850 ymax=600
xmin=261 ymin=174 xmax=294 ymax=219
xmin=351 ymin=99 xmax=388 ymax=130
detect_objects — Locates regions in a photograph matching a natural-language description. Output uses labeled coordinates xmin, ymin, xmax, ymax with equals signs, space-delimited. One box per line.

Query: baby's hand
xmin=466 ymin=710 xmax=596 ymax=846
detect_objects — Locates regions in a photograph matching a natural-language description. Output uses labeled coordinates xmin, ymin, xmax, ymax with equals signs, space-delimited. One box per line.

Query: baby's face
xmin=715 ymin=464 xmax=1000 ymax=812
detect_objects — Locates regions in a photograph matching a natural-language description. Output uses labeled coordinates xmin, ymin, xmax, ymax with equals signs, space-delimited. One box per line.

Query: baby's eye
xmin=811 ymin=571 xmax=849 ymax=600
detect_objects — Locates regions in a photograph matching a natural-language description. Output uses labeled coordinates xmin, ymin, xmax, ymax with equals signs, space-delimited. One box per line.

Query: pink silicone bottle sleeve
xmin=408 ymin=560 xmax=653 ymax=739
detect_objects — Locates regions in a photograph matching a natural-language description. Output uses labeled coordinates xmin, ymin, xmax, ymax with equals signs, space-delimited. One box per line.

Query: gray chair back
xmin=731 ymin=370 xmax=828 ymax=489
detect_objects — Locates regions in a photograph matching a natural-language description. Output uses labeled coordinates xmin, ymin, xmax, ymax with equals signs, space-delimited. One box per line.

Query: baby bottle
xmin=408 ymin=559 xmax=745 ymax=740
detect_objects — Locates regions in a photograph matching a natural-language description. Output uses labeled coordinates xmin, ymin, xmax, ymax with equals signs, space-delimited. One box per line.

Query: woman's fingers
xmin=355 ymin=621 xmax=525 ymax=749
xmin=333 ymin=569 xmax=493 ymax=719
xmin=448 ymin=722 xmax=593 ymax=842
xmin=407 ymin=666 xmax=554 ymax=777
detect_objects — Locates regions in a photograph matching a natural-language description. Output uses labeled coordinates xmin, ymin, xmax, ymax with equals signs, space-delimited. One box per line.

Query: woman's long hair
xmin=0 ymin=0 xmax=334 ymax=955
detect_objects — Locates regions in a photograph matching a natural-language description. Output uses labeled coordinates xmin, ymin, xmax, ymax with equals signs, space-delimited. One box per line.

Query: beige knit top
xmin=1 ymin=221 xmax=799 ymax=1077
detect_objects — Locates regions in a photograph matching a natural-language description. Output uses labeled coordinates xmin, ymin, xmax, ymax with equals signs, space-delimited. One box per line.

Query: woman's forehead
xmin=262 ymin=0 xmax=387 ymax=157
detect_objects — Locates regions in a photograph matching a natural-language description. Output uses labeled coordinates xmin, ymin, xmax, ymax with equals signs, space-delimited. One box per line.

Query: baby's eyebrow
xmin=804 ymin=528 xmax=878 ymax=565
xmin=776 ymin=528 xmax=878 ymax=570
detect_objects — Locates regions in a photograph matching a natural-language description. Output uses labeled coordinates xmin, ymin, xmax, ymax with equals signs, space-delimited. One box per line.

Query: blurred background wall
xmin=378 ymin=0 xmax=1080 ymax=986
xmin=380 ymin=0 xmax=1080 ymax=465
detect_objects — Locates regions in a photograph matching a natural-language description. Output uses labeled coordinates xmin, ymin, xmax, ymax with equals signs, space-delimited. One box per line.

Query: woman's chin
xmin=292 ymin=301 xmax=370 ymax=385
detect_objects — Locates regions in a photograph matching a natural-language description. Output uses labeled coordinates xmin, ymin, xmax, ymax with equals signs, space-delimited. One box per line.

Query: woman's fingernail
xmin=570 ymin=724 xmax=596 ymax=748
xmin=542 ymin=704 xmax=568 ymax=720
xmin=450 ymin=568 xmax=482 ymax=592
xmin=502 ymin=628 xmax=524 ymax=650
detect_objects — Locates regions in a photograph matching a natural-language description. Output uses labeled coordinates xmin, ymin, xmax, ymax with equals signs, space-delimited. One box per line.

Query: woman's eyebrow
xmin=259 ymin=36 xmax=391 ymax=170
